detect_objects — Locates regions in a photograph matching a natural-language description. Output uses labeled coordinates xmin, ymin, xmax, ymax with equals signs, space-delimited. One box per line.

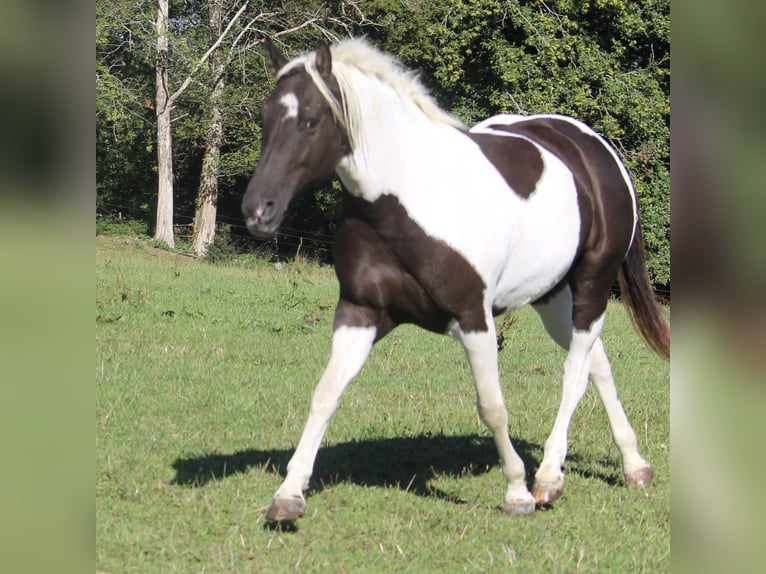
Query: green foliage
xmin=96 ymin=1 xmax=158 ymax=216
xmin=204 ymin=224 xmax=238 ymax=263
xmin=149 ymin=239 xmax=172 ymax=251
xmin=96 ymin=215 xmax=150 ymax=238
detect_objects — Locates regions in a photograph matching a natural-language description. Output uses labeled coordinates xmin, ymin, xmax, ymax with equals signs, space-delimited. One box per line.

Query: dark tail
xmin=618 ymin=222 xmax=670 ymax=359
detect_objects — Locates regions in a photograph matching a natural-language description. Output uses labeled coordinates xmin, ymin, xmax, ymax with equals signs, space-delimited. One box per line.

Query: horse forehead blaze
xmin=278 ymin=92 xmax=299 ymax=119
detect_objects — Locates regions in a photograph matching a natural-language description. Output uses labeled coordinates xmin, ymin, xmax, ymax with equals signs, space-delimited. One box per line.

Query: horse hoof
xmin=625 ymin=465 xmax=654 ymax=488
xmin=532 ymin=479 xmax=564 ymax=506
xmin=502 ymin=497 xmax=536 ymax=516
xmin=265 ymin=496 xmax=306 ymax=522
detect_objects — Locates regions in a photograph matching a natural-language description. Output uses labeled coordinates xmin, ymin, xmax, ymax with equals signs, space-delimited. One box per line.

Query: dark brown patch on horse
xmin=334 ymin=193 xmax=488 ymax=334
xmin=490 ymin=118 xmax=635 ymax=330
xmin=468 ymin=133 xmax=544 ymax=199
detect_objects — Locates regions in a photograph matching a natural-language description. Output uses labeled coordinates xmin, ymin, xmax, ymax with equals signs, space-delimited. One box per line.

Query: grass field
xmin=96 ymin=236 xmax=670 ymax=573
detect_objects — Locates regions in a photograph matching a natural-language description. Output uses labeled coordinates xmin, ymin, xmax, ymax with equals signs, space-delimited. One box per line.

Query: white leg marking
xmin=274 ymin=325 xmax=376 ymax=501
xmin=279 ymin=92 xmax=299 ymax=120
xmin=457 ymin=326 xmax=535 ymax=514
xmin=535 ymin=289 xmax=652 ymax=495
xmin=589 ymin=338 xmax=652 ymax=481
xmin=534 ymin=314 xmax=605 ymax=500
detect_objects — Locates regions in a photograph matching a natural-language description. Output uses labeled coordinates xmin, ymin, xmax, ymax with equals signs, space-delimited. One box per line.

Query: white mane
xmin=276 ymin=38 xmax=466 ymax=153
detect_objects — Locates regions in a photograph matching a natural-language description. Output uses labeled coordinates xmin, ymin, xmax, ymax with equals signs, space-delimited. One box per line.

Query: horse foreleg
xmin=457 ymin=328 xmax=536 ymax=516
xmin=266 ymin=324 xmax=376 ymax=522
xmin=589 ymin=338 xmax=653 ymax=488
xmin=533 ymin=314 xmax=604 ymax=506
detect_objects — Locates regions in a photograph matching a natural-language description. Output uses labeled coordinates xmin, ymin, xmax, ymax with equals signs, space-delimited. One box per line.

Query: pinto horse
xmin=242 ymin=38 xmax=669 ymax=521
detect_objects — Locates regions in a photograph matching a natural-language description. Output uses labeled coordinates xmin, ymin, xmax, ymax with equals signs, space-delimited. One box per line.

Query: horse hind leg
xmin=532 ymin=286 xmax=653 ymax=506
xmin=532 ymin=310 xmax=601 ymax=506
xmin=536 ymin=326 xmax=654 ymax=501
xmin=266 ymin=322 xmax=377 ymax=522
xmin=589 ymin=337 xmax=653 ymax=488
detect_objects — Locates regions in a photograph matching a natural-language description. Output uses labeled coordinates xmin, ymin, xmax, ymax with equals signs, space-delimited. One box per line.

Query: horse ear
xmin=263 ymin=37 xmax=288 ymax=77
xmin=315 ymin=41 xmax=332 ymax=79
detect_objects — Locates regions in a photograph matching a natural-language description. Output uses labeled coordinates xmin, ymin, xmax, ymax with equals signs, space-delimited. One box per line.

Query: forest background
xmin=96 ymin=0 xmax=670 ymax=287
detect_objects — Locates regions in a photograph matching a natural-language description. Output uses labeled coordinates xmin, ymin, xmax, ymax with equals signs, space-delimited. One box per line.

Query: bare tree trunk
xmin=154 ymin=0 xmax=175 ymax=249
xmin=191 ymin=0 xmax=225 ymax=257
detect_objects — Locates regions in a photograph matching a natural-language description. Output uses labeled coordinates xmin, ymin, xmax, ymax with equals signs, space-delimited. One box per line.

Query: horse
xmin=241 ymin=38 xmax=669 ymax=522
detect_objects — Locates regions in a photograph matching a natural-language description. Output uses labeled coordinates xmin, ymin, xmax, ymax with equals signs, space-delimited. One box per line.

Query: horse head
xmin=241 ymin=39 xmax=350 ymax=236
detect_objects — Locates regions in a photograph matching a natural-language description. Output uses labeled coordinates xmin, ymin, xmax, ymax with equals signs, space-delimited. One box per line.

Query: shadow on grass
xmin=565 ymin=456 xmax=623 ymax=487
xmin=170 ymin=433 xmax=542 ymax=504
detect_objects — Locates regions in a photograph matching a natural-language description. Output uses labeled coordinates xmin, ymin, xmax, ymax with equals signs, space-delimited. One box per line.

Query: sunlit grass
xmin=97 ymin=236 xmax=669 ymax=573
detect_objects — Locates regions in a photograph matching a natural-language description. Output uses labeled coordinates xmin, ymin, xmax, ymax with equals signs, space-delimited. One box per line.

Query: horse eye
xmin=304 ymin=118 xmax=319 ymax=130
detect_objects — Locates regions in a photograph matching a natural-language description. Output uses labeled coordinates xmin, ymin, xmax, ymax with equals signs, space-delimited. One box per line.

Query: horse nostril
xmin=258 ymin=200 xmax=276 ymax=222
xmin=243 ymin=199 xmax=273 ymax=219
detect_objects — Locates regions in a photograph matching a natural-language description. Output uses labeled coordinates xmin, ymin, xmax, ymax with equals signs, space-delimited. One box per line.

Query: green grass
xmin=96 ymin=236 xmax=669 ymax=573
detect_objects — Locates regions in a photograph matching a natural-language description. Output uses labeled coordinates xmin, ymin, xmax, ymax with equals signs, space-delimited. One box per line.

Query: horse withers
xmin=241 ymin=38 xmax=669 ymax=522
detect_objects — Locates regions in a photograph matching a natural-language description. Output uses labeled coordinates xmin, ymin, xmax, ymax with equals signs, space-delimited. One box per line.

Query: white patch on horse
xmin=279 ymin=92 xmax=299 ymax=120
xmin=278 ymin=38 xmax=465 ymax=158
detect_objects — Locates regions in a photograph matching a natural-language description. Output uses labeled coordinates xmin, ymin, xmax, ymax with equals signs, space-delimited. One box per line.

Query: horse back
xmin=472 ymin=114 xmax=637 ymax=263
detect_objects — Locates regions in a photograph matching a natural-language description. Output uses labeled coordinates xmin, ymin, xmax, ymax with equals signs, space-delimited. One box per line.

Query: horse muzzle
xmin=245 ymin=216 xmax=277 ymax=237
xmin=242 ymin=192 xmax=283 ymax=237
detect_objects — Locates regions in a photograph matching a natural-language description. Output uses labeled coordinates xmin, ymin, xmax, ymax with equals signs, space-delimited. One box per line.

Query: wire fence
xmin=96 ymin=201 xmax=670 ymax=301
xmin=97 ymin=201 xmax=337 ymax=261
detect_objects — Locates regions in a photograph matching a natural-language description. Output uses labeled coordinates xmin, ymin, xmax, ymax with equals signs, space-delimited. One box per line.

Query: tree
xmin=153 ymin=0 xmax=174 ymax=247
xmin=153 ymin=0 xmax=248 ymax=250
xmin=190 ymin=0 xmax=226 ymax=256
xmin=154 ymin=0 xmax=370 ymax=255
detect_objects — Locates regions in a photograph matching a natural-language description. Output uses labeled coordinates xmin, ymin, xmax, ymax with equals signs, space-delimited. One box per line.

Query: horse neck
xmin=335 ymin=74 xmax=455 ymax=202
